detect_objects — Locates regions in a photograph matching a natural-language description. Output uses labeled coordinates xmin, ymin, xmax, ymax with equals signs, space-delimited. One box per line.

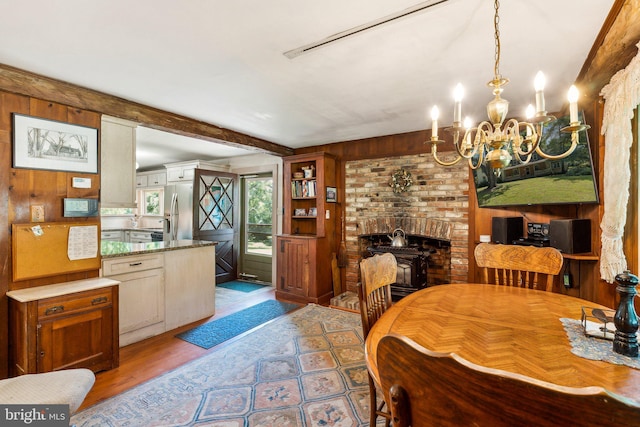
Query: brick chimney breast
xmin=344 ymin=153 xmax=469 ymax=292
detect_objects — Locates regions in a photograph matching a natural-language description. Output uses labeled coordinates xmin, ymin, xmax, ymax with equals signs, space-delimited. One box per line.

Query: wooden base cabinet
xmin=275 ymin=235 xmax=333 ymax=304
xmin=8 ymin=279 xmax=119 ymax=376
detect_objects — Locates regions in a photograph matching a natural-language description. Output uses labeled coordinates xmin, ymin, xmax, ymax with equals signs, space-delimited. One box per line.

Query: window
xmin=100 ymin=207 xmax=135 ymax=216
xmin=245 ymin=176 xmax=273 ymax=256
xmin=141 ymin=189 xmax=163 ymax=215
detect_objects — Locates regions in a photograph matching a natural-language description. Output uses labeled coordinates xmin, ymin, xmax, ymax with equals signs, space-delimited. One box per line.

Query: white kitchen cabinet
xmin=146 ymin=171 xmax=167 ymax=187
xmin=101 ymin=115 xmax=138 ymax=208
xmin=136 ymin=170 xmax=167 ymax=188
xmin=135 ymin=175 xmax=148 ymax=188
xmin=164 ymin=245 xmax=216 ymax=330
xmin=101 ymin=230 xmax=123 ymax=241
xmin=129 ymin=230 xmax=152 ymax=243
xmin=164 ymin=160 xmax=229 ymax=183
xmin=102 ymin=253 xmax=165 ymax=346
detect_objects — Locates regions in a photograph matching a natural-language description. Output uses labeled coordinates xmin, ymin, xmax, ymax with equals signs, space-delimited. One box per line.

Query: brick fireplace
xmin=343 ymin=152 xmax=469 ymax=294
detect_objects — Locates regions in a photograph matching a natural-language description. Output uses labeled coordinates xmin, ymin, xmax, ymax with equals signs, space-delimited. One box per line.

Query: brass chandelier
xmin=429 ymin=0 xmax=589 ymax=175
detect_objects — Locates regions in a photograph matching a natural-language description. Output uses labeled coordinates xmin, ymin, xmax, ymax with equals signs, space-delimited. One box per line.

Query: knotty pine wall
xmin=0 ymin=92 xmax=101 ymax=378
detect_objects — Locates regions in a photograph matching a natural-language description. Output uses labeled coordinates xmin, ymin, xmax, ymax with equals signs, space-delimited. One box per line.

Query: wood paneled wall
xmin=296 ymin=0 xmax=640 ymax=311
xmin=0 ymin=93 xmax=101 ymax=378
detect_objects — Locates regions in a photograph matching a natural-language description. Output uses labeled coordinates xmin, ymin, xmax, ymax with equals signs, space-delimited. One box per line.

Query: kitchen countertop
xmin=102 ymin=227 xmax=164 ymax=233
xmin=101 ymin=239 xmax=217 ymax=258
xmin=7 ymin=277 xmax=120 ymax=302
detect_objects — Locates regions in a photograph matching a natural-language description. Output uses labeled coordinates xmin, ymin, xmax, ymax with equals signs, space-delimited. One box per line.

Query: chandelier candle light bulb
xmin=568 ymin=85 xmax=579 ymax=123
xmin=431 ymin=106 xmax=439 ymax=138
xmin=534 ymin=71 xmax=546 ymax=114
xmin=525 ymin=104 xmax=535 ymax=137
xmin=453 ymin=83 xmax=464 ymax=125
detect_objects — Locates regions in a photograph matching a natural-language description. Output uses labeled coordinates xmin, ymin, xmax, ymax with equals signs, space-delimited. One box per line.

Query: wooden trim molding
xmin=0 ymin=63 xmax=293 ymax=157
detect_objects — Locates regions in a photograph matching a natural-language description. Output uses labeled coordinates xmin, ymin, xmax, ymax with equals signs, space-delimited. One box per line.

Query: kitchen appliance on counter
xmin=164 ymin=183 xmax=193 ymax=241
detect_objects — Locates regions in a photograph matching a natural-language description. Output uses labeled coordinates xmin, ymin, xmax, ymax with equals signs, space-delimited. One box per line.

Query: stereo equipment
xmin=549 ymin=219 xmax=591 ymax=254
xmin=491 ymin=217 xmax=523 ymax=244
xmin=527 ymin=222 xmax=550 ymax=240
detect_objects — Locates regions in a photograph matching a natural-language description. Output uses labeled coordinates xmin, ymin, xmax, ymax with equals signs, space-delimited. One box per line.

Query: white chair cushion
xmin=0 ymin=369 xmax=95 ymax=414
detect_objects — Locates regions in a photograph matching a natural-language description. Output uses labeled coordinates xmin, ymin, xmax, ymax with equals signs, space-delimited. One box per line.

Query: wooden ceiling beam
xmin=0 ymin=63 xmax=293 ymax=157
xmin=577 ymin=0 xmax=640 ymax=104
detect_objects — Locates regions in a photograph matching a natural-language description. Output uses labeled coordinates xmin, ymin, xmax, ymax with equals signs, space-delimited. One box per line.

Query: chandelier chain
xmin=493 ymin=0 xmax=501 ymax=79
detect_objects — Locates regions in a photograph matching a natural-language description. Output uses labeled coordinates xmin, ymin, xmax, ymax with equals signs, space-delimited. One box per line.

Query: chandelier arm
xmin=468 ymin=147 xmax=485 ymax=170
xmin=512 ymin=150 xmax=533 ymax=164
xmin=453 ymin=128 xmax=480 ymax=159
xmin=431 ymin=142 xmax=463 ymax=166
xmin=515 ymin=123 xmax=540 ymax=157
xmin=535 ymin=130 xmax=579 ymax=160
xmin=504 ymin=119 xmax=536 ymax=158
xmin=476 ymin=121 xmax=494 ymax=135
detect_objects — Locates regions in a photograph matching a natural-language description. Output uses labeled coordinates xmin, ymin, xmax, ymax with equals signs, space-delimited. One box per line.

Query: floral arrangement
xmin=390 ymin=168 xmax=413 ymax=193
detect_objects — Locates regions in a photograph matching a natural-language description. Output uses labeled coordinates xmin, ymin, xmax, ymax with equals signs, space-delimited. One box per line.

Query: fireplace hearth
xmin=360 ymin=232 xmax=449 ymax=301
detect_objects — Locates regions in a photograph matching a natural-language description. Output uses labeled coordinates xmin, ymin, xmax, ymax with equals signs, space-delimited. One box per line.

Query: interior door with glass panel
xmin=193 ymin=169 xmax=238 ymax=284
xmin=240 ymin=173 xmax=273 ymax=283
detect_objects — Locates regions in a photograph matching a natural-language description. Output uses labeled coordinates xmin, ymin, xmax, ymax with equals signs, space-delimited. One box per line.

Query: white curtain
xmin=599 ymin=41 xmax=640 ymax=283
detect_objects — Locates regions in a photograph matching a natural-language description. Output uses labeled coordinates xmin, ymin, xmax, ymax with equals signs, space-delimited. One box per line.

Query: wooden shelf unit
xmin=277 ymin=152 xmax=337 ymax=305
xmin=283 ymin=152 xmax=336 ymax=237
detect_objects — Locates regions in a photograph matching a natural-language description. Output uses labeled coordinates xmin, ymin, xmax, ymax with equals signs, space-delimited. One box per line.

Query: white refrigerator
xmin=163 ymin=183 xmax=194 ymax=241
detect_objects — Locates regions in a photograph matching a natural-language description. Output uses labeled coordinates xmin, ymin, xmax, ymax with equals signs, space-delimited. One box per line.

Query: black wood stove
xmin=365 ymin=244 xmax=433 ymax=301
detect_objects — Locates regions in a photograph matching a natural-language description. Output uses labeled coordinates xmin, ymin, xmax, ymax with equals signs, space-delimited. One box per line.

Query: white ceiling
xmin=0 ymin=0 xmax=614 ymax=170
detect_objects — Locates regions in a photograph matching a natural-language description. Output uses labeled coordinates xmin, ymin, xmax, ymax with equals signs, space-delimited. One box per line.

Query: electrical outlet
xmin=31 ymin=205 xmax=45 ymax=223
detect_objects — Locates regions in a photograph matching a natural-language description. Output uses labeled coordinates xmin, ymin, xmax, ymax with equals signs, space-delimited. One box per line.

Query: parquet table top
xmin=366 ymin=284 xmax=640 ymax=404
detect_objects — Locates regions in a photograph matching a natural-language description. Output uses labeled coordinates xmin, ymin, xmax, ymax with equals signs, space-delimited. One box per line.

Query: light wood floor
xmin=80 ymin=286 xmax=276 ymax=411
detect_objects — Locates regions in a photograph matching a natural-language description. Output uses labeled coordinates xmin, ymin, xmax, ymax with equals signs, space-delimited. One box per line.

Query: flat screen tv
xmin=473 ymin=112 xmax=599 ymax=208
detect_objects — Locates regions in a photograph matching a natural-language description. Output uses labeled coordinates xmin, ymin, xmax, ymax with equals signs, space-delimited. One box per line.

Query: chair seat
xmin=0 ymin=369 xmax=95 ymax=414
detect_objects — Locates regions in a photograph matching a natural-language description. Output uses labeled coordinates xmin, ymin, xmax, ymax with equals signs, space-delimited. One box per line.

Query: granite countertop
xmin=101 ymin=239 xmax=217 ymax=258
xmin=102 ymin=227 xmax=164 ymax=233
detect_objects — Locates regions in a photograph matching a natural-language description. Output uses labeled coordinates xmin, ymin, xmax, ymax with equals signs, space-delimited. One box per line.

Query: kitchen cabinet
xmin=164 ymin=245 xmax=216 ymax=330
xmin=136 ymin=175 xmax=148 ymax=188
xmin=100 ymin=115 xmax=137 ymax=208
xmin=102 ymin=253 xmax=165 ymax=346
xmin=101 ymin=230 xmax=123 ymax=242
xmin=129 ymin=230 xmax=152 ymax=243
xmin=136 ymin=170 xmax=167 ymax=188
xmin=164 ymin=160 xmax=229 ymax=183
xmin=7 ymin=279 xmax=119 ymax=375
xmin=101 ymin=229 xmax=153 ymax=243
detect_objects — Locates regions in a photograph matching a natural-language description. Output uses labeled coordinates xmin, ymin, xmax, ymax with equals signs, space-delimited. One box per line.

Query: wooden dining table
xmin=365 ymin=283 xmax=640 ymax=404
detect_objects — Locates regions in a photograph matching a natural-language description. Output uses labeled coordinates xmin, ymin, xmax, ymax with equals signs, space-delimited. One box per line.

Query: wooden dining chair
xmin=358 ymin=252 xmax=396 ymax=427
xmin=378 ymin=333 xmax=640 ymax=427
xmin=474 ymin=243 xmax=563 ymax=291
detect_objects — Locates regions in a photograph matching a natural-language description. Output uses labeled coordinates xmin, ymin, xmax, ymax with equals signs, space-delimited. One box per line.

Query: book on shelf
xmin=292 ymin=179 xmax=317 ymax=198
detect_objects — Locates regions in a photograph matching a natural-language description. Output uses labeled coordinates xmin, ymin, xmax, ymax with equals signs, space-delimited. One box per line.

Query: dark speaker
xmin=550 ymin=219 xmax=591 ymax=254
xmin=491 ymin=217 xmax=523 ymax=244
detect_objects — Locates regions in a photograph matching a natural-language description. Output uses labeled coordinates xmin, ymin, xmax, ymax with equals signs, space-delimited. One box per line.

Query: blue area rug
xmin=216 ymin=280 xmax=270 ymax=293
xmin=176 ymin=300 xmax=300 ymax=349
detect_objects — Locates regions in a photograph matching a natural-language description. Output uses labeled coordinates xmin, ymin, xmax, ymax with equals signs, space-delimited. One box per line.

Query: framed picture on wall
xmin=326 ymin=186 xmax=337 ymax=203
xmin=12 ymin=113 xmax=99 ymax=173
